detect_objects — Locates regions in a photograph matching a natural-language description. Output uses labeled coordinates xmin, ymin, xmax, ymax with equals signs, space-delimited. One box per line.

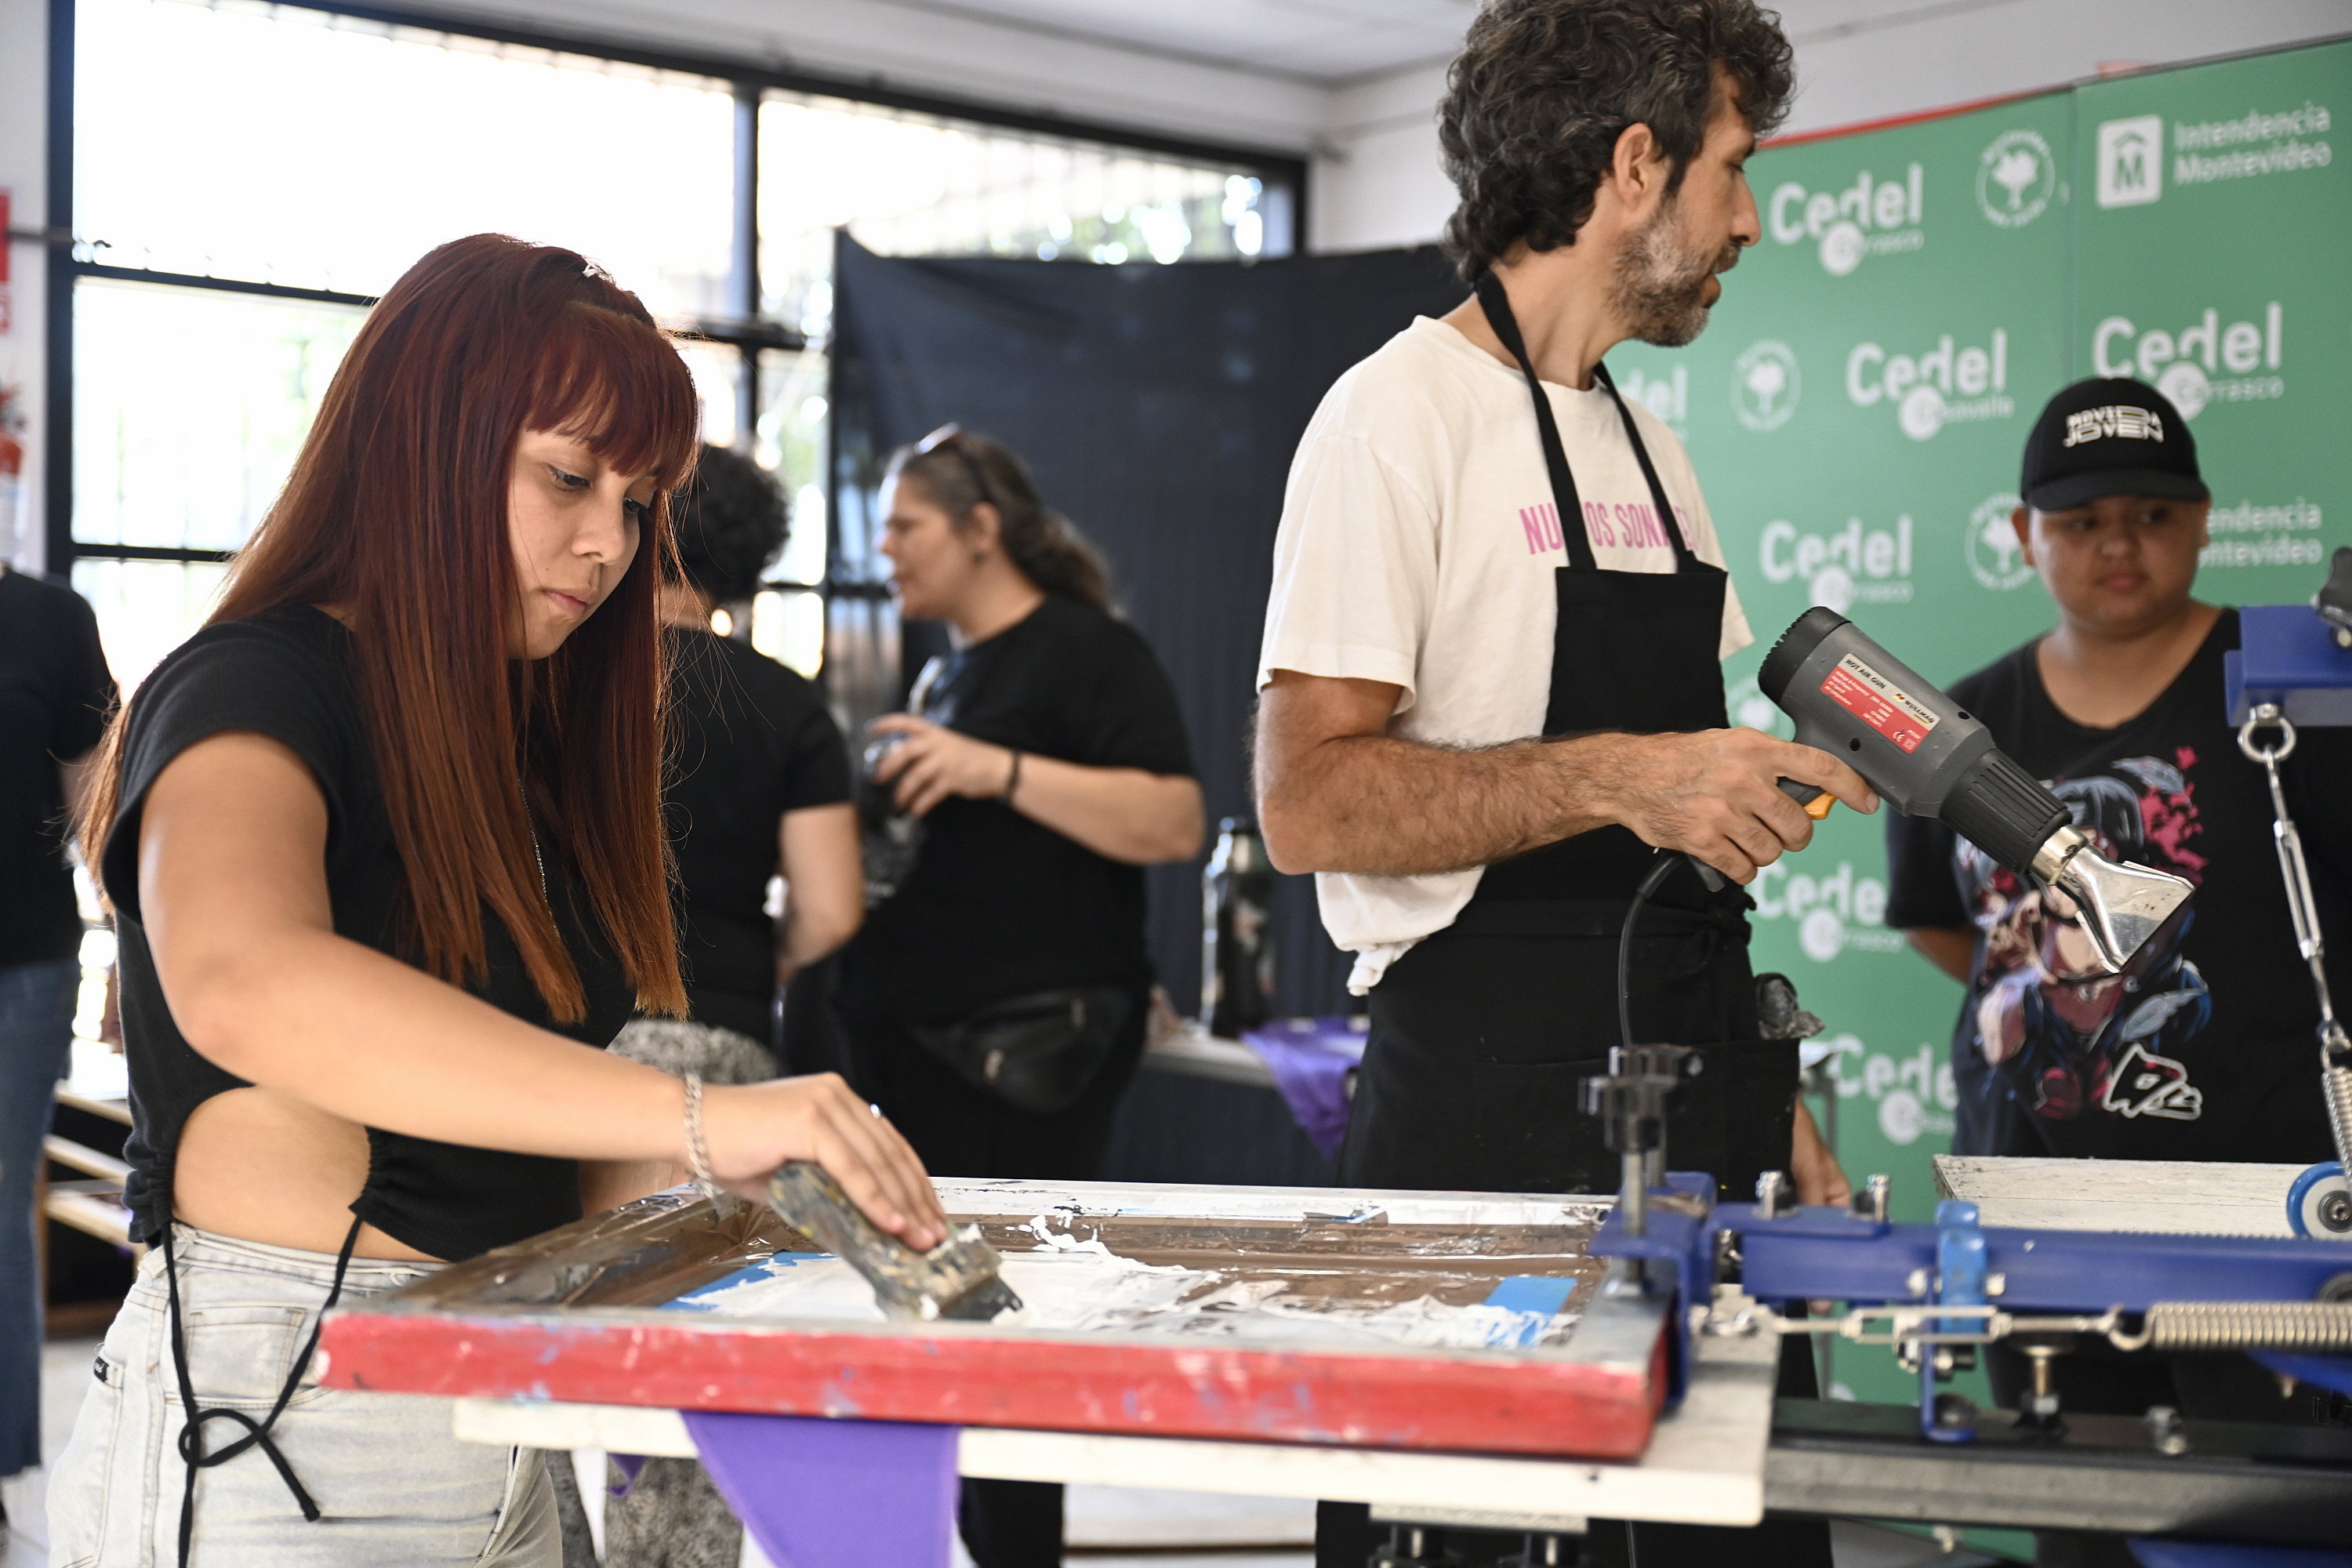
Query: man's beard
xmin=1612 ymin=201 xmax=1738 ymax=349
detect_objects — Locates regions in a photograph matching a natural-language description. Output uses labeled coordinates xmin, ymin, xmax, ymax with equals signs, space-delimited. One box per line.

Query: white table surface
xmin=452 ymin=1311 xmax=1778 ymax=1528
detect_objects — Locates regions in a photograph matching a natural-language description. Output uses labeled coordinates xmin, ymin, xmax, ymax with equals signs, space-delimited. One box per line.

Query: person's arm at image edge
xmin=776 ymin=801 xmax=862 ymax=982
xmin=139 ymin=730 xmax=945 ymax=1243
xmin=1791 ymin=1098 xmax=1849 ymax=1208
xmin=1883 ymin=796 xmax=1977 ymax=985
xmin=1906 ymin=927 xmax=1976 ymax=983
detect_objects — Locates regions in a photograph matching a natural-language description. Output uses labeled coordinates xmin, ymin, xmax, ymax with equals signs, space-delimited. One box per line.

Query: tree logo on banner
xmin=1976 ymin=129 xmax=2057 ymax=227
xmin=1732 ymin=340 xmax=1802 ymax=431
xmin=1965 ymin=492 xmax=2035 ymax=590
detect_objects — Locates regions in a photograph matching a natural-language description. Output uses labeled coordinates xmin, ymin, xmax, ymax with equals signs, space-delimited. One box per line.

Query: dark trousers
xmin=842 ymin=996 xmax=1147 ymax=1568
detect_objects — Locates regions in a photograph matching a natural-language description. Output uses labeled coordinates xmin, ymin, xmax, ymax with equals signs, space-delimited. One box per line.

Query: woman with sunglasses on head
xmin=843 ymin=427 xmax=1203 ymax=1568
xmin=49 ymin=234 xmax=944 ymax=1567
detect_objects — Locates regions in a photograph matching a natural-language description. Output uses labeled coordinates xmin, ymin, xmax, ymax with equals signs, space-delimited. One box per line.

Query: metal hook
xmin=2239 ymin=702 xmax=2299 ymax=766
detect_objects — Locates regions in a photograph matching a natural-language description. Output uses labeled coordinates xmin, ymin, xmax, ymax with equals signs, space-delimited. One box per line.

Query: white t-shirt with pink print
xmin=1258 ymin=314 xmax=1752 ymax=993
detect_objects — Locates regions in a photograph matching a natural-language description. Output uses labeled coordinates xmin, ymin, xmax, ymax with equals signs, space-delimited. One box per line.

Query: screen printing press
xmin=313 ymin=1161 xmax=2352 ymax=1567
xmin=317 ymin=593 xmax=2352 ymax=1566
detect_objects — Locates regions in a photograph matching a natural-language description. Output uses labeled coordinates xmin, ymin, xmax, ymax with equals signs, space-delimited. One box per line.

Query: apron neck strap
xmin=1472 ymin=271 xmax=1699 ymax=573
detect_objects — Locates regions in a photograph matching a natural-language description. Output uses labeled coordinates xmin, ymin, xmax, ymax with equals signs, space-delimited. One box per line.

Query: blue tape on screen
xmin=663 ymin=1254 xmax=830 ymax=1311
xmin=1480 ymin=1274 xmax=1580 ymax=1346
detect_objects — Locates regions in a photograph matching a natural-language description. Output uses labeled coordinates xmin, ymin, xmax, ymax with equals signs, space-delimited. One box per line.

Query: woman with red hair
xmin=48 ymin=234 xmax=943 ymax=1566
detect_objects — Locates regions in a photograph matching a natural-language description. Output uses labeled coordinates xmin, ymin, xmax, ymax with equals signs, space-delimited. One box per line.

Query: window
xmin=60 ymin=0 xmax=1300 ymax=693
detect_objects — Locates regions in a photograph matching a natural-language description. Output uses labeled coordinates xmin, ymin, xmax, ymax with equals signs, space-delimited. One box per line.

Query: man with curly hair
xmin=1255 ymin=5 xmax=1858 ymax=1560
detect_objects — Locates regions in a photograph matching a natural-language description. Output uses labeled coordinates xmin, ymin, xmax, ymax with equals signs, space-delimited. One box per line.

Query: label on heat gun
xmin=1820 ymin=653 xmax=1940 ymax=753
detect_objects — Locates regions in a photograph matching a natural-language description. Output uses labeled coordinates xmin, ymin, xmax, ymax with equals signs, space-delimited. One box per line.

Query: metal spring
xmin=2143 ymin=1301 xmax=2352 ymax=1353
xmin=2325 ymin=1062 xmax=2352 ymax=1172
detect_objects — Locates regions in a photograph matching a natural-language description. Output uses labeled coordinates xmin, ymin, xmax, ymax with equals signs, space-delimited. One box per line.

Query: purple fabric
xmin=607 ymin=1452 xmax=647 ymax=1496
xmin=684 ymin=1411 xmax=960 ymax=1568
xmin=1243 ymin=1015 xmax=1369 ymax=1156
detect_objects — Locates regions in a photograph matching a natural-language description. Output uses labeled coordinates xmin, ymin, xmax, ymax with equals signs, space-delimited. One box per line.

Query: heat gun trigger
xmin=1778 ymin=778 xmax=1836 ymax=820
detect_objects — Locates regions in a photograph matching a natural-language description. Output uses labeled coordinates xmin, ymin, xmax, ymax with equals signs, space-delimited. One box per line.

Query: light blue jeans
xmin=2 ymin=954 xmax=80 ymax=1479
xmin=46 ymin=1225 xmax=559 ymax=1566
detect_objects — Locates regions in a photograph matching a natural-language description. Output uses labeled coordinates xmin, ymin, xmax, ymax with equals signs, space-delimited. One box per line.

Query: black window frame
xmin=43 ymin=0 xmax=1308 ymax=622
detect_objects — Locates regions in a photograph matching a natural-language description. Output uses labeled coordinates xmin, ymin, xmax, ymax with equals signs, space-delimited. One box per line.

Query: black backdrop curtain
xmin=829 ymin=234 xmax=1463 ymax=1019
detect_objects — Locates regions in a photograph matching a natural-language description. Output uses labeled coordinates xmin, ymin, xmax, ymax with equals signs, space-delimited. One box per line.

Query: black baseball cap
xmin=2020 ymin=377 xmax=2209 ymax=512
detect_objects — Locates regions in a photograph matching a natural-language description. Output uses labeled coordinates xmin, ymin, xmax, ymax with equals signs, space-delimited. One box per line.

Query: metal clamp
xmin=2238 ymin=704 xmax=2352 ymax=1170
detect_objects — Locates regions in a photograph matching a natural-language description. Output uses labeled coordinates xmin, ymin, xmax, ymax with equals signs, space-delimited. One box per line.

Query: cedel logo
xmin=1977 ymin=129 xmax=2056 ymax=227
xmin=2097 ymin=115 xmax=2164 ymax=207
xmin=1617 ymin=364 xmax=1686 ymax=431
xmin=1965 ymin=492 xmax=2034 ymax=590
xmin=1767 ymin=163 xmax=1924 ymax=276
xmin=1752 ymin=859 xmax=1906 ymax=964
xmin=1760 ymin=515 xmax=1914 ymax=614
xmin=1846 ymin=328 xmax=2011 ymax=441
xmin=2091 ymin=303 xmax=2284 ymax=419
xmin=1818 ymin=1036 xmax=1960 ymax=1147
xmin=1732 ymin=340 xmax=1800 ymax=431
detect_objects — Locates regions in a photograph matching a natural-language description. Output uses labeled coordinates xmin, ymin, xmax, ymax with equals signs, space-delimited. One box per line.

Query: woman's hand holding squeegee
xmin=703 ymin=1075 xmax=949 ymax=1250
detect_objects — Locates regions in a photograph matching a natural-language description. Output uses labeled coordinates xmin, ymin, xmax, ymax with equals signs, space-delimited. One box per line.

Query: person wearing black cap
xmin=1886 ymin=379 xmax=2352 ymax=1555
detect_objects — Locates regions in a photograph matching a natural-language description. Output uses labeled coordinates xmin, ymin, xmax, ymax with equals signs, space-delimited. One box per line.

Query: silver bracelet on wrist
xmin=683 ymin=1071 xmax=725 ymax=1209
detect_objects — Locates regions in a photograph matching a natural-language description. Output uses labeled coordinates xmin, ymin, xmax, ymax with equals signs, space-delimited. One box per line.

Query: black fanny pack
xmin=909 ymin=986 xmax=1133 ymax=1116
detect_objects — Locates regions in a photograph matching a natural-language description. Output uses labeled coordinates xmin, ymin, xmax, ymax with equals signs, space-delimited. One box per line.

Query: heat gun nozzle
xmin=2031 ymin=826 xmax=2197 ymax=975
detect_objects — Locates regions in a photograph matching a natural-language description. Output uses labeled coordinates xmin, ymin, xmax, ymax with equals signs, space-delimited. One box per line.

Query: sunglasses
xmin=914 ymin=423 xmax=999 ymax=512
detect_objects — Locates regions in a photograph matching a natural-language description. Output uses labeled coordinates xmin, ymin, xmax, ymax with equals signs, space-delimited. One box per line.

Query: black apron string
xmin=165 ymin=1213 xmax=365 ymax=1567
xmin=1592 ymin=361 xmax=1700 ymax=569
xmin=1471 ymin=270 xmax=1695 ymax=574
xmin=1472 ymin=270 xmax=1596 ymax=572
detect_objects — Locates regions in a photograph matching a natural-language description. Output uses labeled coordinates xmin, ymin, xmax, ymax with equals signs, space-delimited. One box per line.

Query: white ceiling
xmin=899 ymin=0 xmax=1480 ymax=82
xmin=881 ymin=0 xmax=2074 ymax=88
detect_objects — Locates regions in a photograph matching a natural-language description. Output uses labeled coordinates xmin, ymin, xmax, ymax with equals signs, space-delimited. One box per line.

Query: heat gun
xmin=1759 ymin=608 xmax=2194 ymax=975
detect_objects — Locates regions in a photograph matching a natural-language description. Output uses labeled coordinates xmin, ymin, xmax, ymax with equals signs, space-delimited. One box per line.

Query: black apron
xmin=1338 ymin=274 xmax=1797 ymax=1203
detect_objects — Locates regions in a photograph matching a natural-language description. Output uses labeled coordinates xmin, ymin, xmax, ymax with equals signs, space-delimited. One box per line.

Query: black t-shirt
xmin=837 ymin=595 xmax=1195 ymax=1025
xmin=1885 ymin=610 xmax=2352 ymax=1163
xmin=664 ymin=627 xmax=853 ymax=1043
xmin=0 ymin=571 xmax=116 ymax=967
xmin=103 ymin=607 xmax=636 ymax=1260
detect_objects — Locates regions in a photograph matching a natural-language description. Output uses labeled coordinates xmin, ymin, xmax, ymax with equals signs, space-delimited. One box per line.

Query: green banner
xmin=2072 ymin=39 xmax=2349 ymax=606
xmin=1609 ymin=40 xmax=2350 ymax=1414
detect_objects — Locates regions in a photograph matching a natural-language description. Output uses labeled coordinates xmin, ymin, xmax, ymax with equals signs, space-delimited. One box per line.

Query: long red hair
xmin=83 ymin=234 xmax=694 ymax=1021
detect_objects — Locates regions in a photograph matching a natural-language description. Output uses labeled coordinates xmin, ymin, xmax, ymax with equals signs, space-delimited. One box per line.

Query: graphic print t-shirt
xmin=1257 ymin=315 xmax=1752 ymax=992
xmin=1884 ymin=611 xmax=2352 ymax=1162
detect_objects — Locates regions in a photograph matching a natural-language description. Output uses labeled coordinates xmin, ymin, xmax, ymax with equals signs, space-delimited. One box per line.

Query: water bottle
xmin=1201 ymin=818 xmax=1275 ymax=1038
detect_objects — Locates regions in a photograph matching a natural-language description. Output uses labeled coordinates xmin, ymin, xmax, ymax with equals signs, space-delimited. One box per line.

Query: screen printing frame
xmin=317 ymin=1178 xmax=1683 ymax=1462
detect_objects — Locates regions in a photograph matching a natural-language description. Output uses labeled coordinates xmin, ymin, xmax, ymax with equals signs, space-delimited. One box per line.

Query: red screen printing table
xmin=316 ymin=1180 xmax=1778 ymax=1559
